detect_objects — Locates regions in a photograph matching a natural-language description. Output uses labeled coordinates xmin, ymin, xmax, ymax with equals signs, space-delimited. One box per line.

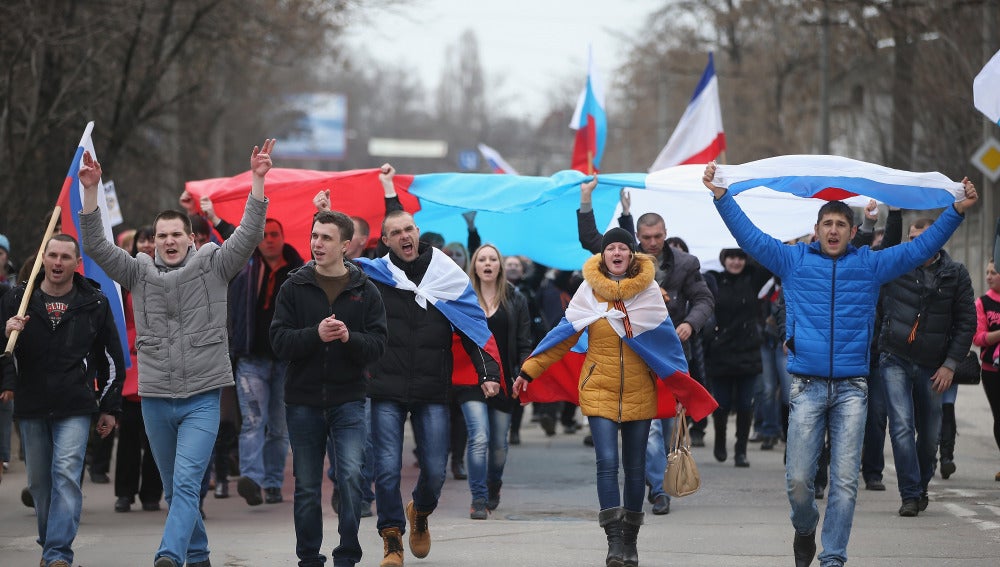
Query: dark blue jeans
xmin=588 ymin=416 xmax=651 ymax=513
xmin=371 ymin=400 xmax=449 ymax=533
xmin=861 ymin=360 xmax=887 ymax=484
xmin=881 ymin=353 xmax=942 ymax=501
xmin=287 ymin=401 xmax=366 ymax=567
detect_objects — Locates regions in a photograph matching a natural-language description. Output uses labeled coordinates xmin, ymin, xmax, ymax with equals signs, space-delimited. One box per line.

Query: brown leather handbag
xmin=664 ymin=407 xmax=701 ymax=497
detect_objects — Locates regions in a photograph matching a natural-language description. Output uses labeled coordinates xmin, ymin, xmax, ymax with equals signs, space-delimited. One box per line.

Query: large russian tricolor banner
xmin=649 ymin=53 xmax=726 ymax=172
xmin=57 ymin=122 xmax=131 ymax=366
xmin=569 ymin=47 xmax=607 ymax=174
xmin=185 ymin=157 xmax=966 ymax=273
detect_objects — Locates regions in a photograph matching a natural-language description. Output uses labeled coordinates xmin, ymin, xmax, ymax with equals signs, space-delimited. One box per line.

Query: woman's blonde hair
xmin=468 ymin=243 xmax=510 ymax=313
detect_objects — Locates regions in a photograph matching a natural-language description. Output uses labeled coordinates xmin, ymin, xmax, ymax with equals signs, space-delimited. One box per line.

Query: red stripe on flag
xmin=813 ymin=187 xmax=860 ymax=201
xmin=677 ymin=133 xmax=727 ymax=166
xmin=571 ymin=116 xmax=598 ymax=173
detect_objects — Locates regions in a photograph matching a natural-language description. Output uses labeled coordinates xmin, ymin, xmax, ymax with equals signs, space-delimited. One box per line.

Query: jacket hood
xmin=582 ymin=253 xmax=655 ymax=301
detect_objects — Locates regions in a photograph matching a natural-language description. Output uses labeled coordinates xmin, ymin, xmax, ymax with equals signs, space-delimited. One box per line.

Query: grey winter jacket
xmin=79 ymin=195 xmax=267 ymax=398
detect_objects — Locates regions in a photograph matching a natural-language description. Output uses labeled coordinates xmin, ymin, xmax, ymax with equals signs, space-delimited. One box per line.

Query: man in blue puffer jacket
xmin=703 ymin=161 xmax=978 ymax=567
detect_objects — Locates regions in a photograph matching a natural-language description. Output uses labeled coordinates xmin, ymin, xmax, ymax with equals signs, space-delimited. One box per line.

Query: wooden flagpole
xmin=3 ymin=205 xmax=62 ymax=356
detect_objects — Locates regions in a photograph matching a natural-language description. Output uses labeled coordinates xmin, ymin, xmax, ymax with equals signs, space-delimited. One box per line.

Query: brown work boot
xmin=379 ymin=527 xmax=404 ymax=567
xmin=405 ymin=500 xmax=432 ymax=558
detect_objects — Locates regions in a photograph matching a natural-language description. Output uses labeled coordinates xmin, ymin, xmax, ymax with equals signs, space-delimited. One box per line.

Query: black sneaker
xmin=236 ymin=476 xmax=263 ymax=506
xmin=899 ymin=499 xmax=920 ymax=517
xmin=115 ymin=496 xmax=132 ymax=512
xmin=539 ymin=415 xmax=557 ymax=436
xmin=90 ymin=471 xmax=110 ymax=484
xmin=470 ymin=498 xmax=488 ymax=520
xmin=141 ymin=500 xmax=161 ymax=511
xmin=918 ymin=492 xmax=929 ymax=512
xmin=21 ymin=486 xmax=34 ymax=508
xmin=689 ymin=430 xmax=706 ymax=447
xmin=865 ymin=479 xmax=886 ymax=491
xmin=213 ymin=481 xmax=229 ymax=499
xmin=941 ymin=460 xmax=956 ymax=480
xmin=651 ymin=494 xmax=670 ymax=515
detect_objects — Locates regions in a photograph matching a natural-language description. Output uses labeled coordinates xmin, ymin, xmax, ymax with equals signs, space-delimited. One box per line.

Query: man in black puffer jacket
xmin=878 ymin=216 xmax=975 ymax=518
xmin=270 ymin=210 xmax=387 ymax=567
xmin=360 ymin=209 xmax=501 ymax=567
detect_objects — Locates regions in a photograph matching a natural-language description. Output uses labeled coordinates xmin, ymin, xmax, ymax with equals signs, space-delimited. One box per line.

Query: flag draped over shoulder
xmin=520 ymin=279 xmax=718 ymax=421
xmin=477 ymin=143 xmax=519 ymax=175
xmin=56 ymin=122 xmax=130 ymax=367
xmin=712 ymin=155 xmax=964 ymax=209
xmin=356 ymin=248 xmax=504 ymax=386
xmin=569 ymin=47 xmax=607 ymax=173
xmin=649 ymin=52 xmax=726 ymax=172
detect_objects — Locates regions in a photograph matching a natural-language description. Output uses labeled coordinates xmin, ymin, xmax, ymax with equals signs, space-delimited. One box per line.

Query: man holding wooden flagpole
xmin=78 ymin=139 xmax=274 ymax=567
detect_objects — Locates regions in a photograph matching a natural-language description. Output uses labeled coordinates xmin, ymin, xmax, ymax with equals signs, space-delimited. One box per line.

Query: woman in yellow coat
xmin=513 ymin=227 xmax=677 ymax=567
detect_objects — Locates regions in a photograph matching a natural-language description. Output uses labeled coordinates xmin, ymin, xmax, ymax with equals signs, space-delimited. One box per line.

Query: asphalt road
xmin=2 ymin=388 xmax=999 ymax=566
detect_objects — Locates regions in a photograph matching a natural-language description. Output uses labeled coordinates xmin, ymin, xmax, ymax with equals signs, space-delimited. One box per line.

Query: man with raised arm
xmin=78 ymin=140 xmax=274 ymax=567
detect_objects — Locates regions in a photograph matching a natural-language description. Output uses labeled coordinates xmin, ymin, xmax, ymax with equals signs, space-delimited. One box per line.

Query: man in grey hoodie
xmin=78 ymin=140 xmax=274 ymax=567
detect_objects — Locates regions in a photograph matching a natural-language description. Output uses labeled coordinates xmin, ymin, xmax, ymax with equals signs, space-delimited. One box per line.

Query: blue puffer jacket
xmin=714 ymin=192 xmax=964 ymax=379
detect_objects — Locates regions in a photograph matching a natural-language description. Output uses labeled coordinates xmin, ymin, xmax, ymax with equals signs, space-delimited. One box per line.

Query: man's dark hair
xmin=636 ymin=212 xmax=666 ymax=229
xmin=314 ymin=210 xmax=354 ymax=241
xmin=351 ymin=216 xmax=370 ymax=239
xmin=381 ymin=209 xmax=413 ymax=234
xmin=265 ymin=217 xmax=285 ymax=236
xmin=153 ymin=210 xmax=193 ymax=235
xmin=420 ymin=232 xmax=445 ymax=249
xmin=46 ymin=233 xmax=81 ymax=258
xmin=188 ymin=214 xmax=210 ymax=237
xmin=816 ymin=201 xmax=855 ymax=228
xmin=131 ymin=225 xmax=155 ymax=257
xmin=911 ymin=217 xmax=935 ymax=231
xmin=666 ymin=236 xmax=689 ymax=253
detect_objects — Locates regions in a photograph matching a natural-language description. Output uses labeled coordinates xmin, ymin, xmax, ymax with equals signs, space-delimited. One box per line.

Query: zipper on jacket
xmin=828 ymin=257 xmax=837 ymax=378
xmin=580 ymin=363 xmax=597 ymax=389
xmin=618 ymin=338 xmax=625 ymax=422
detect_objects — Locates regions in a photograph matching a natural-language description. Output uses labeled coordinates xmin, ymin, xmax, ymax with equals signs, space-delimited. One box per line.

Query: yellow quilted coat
xmin=520 ymin=254 xmax=659 ymax=423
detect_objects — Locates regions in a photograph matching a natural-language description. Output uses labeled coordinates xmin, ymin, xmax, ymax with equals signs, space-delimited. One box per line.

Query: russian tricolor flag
xmin=649 ymin=53 xmax=726 ymax=172
xmin=357 ymin=248 xmax=504 ymax=386
xmin=477 ymin=143 xmax=519 ymax=175
xmin=56 ymin=122 xmax=131 ymax=367
xmin=569 ymin=47 xmax=607 ymax=174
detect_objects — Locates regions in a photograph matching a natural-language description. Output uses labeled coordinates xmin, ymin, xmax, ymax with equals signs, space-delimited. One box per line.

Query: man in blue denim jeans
xmin=704 ymin=162 xmax=978 ymax=567
xmin=877 ymin=216 xmax=975 ymax=517
xmin=80 ymin=141 xmax=273 ymax=567
xmin=270 ymin=210 xmax=387 ymax=567
xmin=2 ymin=234 xmax=124 ymax=567
xmin=229 ymin=217 xmax=304 ymax=506
xmin=359 ymin=210 xmax=500 ymax=567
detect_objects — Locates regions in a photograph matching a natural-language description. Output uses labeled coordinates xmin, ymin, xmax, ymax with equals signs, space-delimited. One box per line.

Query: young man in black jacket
xmin=270 ymin=210 xmax=387 ymax=567
xmin=1 ymin=234 xmax=124 ymax=567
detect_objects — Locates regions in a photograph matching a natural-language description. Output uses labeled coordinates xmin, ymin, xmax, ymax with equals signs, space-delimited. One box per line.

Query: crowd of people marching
xmin=1 ymin=140 xmax=998 ymax=567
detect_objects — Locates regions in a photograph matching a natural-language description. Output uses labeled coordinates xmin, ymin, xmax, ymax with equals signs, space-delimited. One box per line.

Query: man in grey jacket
xmin=78 ymin=140 xmax=274 ymax=567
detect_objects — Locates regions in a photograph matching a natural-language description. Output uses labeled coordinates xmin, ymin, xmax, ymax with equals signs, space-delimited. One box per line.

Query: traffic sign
xmin=970 ymin=137 xmax=1000 ymax=182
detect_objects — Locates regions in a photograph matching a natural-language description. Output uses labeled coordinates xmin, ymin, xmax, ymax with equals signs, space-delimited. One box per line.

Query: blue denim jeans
xmin=786 ymin=375 xmax=867 ymax=567
xmin=589 ymin=416 xmax=651 ymax=513
xmin=327 ymin=398 xmax=375 ymax=506
xmin=371 ymin=400 xmax=449 ymax=533
xmin=20 ymin=415 xmax=90 ymax=565
xmin=861 ymin=361 xmax=887 ymax=484
xmin=756 ymin=343 xmax=787 ymax=437
xmin=644 ymin=417 xmax=674 ymax=501
xmin=143 ymin=390 xmax=220 ymax=566
xmin=880 ymin=353 xmax=943 ymax=501
xmin=460 ymin=401 xmax=511 ymax=501
xmin=287 ymin=401 xmax=366 ymax=567
xmin=236 ymin=355 xmax=289 ymax=489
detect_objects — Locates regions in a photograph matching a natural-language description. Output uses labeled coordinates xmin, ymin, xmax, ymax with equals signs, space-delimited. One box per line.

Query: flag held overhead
xmin=974 ymin=49 xmax=1000 ymax=126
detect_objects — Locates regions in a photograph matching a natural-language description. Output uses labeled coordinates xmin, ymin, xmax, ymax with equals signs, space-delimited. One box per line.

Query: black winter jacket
xmin=878 ymin=248 xmax=976 ymax=370
xmin=229 ymin=243 xmax=305 ymax=357
xmin=703 ymin=262 xmax=773 ymax=378
xmin=269 ymin=261 xmax=387 ymax=408
xmin=1 ymin=273 xmax=124 ymax=419
xmin=367 ymin=243 xmax=501 ymax=404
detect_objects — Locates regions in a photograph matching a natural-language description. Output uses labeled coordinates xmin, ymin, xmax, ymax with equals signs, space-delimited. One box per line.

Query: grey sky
xmin=346 ymin=0 xmax=658 ymax=120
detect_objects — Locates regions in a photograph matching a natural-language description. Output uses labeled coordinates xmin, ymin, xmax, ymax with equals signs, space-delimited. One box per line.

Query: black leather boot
xmin=940 ymin=403 xmax=957 ymax=479
xmin=599 ymin=507 xmax=625 ymax=567
xmin=793 ymin=531 xmax=816 ymax=567
xmin=713 ymin=409 xmax=728 ymax=462
xmin=734 ymin=410 xmax=752 ymax=467
xmin=621 ymin=510 xmax=643 ymax=567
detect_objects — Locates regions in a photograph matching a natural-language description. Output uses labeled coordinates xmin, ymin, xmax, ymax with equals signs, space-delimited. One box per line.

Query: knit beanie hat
xmin=601 ymin=227 xmax=635 ymax=253
xmin=0 ymin=234 xmax=9 ymax=253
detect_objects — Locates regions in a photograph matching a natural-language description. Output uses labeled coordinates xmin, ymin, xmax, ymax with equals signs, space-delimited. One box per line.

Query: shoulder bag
xmin=664 ymin=407 xmax=701 ymax=497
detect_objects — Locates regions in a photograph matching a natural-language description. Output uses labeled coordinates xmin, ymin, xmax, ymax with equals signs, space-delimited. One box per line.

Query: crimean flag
xmin=569 ymin=46 xmax=607 ymax=174
xmin=477 ymin=143 xmax=519 ymax=175
xmin=649 ymin=52 xmax=726 ymax=172
xmin=56 ymin=122 xmax=131 ymax=367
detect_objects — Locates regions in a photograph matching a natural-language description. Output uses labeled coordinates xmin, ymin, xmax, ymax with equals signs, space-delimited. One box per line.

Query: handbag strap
xmin=670 ymin=407 xmax=689 ymax=452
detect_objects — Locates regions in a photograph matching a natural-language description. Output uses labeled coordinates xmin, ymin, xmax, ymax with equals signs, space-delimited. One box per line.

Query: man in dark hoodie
xmin=229 ymin=218 xmax=304 ymax=506
xmin=270 ymin=209 xmax=387 ymax=567
xmin=2 ymin=234 xmax=124 ymax=567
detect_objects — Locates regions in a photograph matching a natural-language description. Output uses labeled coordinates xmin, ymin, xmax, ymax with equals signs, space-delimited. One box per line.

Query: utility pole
xmin=819 ymin=0 xmax=831 ymax=154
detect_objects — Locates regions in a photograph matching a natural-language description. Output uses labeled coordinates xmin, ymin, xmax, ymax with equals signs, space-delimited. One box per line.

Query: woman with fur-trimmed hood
xmin=514 ymin=226 xmax=716 ymax=567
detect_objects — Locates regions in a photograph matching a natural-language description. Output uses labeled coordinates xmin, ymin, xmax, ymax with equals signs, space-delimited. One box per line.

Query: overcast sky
xmin=345 ymin=0 xmax=658 ymax=120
